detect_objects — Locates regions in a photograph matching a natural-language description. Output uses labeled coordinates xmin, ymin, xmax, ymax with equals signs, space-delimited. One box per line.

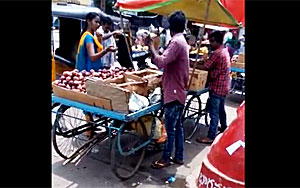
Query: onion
xmin=66 ymin=76 xmax=71 ymax=82
xmin=54 ymin=80 xmax=60 ymax=85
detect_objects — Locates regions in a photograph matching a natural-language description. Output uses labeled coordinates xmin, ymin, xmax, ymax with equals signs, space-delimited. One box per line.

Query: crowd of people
xmin=75 ymin=10 xmax=242 ymax=168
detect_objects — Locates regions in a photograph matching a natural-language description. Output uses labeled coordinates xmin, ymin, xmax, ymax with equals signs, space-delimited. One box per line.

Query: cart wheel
xmin=182 ymin=95 xmax=201 ymax=140
xmin=199 ymin=98 xmax=210 ymax=127
xmin=111 ymin=122 xmax=147 ymax=180
xmin=198 ymin=112 xmax=210 ymax=127
xmin=53 ymin=105 xmax=91 ymax=159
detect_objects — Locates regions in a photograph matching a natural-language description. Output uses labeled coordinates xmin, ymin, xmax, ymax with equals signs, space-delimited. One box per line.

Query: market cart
xmin=52 ymin=94 xmax=163 ymax=180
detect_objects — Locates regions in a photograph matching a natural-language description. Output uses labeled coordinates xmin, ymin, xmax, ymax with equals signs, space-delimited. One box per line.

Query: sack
xmin=130 ymin=116 xmax=165 ymax=141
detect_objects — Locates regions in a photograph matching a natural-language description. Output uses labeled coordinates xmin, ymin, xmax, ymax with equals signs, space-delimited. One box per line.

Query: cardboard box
xmin=92 ymin=75 xmax=149 ymax=97
xmin=188 ymin=68 xmax=208 ymax=91
xmin=117 ymin=82 xmax=148 ymax=96
xmin=124 ymin=69 xmax=163 ymax=92
xmin=237 ymin=53 xmax=245 ymax=63
xmin=85 ymin=78 xmax=130 ymax=114
xmin=52 ymin=83 xmax=112 ymax=110
xmin=231 ymin=62 xmax=245 ymax=69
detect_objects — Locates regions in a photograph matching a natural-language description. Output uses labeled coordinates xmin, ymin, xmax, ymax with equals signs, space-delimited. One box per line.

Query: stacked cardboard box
xmin=188 ymin=68 xmax=208 ymax=91
xmin=231 ymin=53 xmax=245 ymax=69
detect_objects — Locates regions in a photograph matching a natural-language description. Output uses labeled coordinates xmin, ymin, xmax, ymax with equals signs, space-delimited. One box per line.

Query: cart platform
xmin=52 ymin=95 xmax=163 ymax=122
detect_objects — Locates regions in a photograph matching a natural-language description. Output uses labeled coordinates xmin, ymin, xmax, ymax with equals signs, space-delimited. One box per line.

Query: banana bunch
xmin=190 ymin=46 xmax=209 ymax=55
xmin=199 ymin=47 xmax=209 ymax=54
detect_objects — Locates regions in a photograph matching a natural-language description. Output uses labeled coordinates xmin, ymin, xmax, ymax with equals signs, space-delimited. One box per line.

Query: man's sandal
xmin=196 ymin=137 xmax=214 ymax=144
xmin=170 ymin=157 xmax=184 ymax=165
xmin=151 ymin=159 xmax=171 ymax=169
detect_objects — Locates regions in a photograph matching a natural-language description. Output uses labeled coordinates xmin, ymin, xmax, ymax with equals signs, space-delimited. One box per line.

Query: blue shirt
xmin=76 ymin=34 xmax=103 ymax=71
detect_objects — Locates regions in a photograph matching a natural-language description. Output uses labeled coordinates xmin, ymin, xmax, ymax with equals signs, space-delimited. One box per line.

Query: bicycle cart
xmin=52 ymin=94 xmax=163 ymax=180
xmin=182 ymin=88 xmax=210 ymax=141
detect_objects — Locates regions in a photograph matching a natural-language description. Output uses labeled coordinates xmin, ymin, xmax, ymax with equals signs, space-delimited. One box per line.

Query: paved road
xmin=52 ymin=93 xmax=244 ymax=188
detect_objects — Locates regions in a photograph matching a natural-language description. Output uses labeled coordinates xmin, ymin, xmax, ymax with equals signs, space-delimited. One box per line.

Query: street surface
xmin=52 ymin=93 xmax=244 ymax=188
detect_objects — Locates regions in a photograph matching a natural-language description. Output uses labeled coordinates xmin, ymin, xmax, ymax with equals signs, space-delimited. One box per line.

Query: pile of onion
xmin=53 ymin=67 xmax=134 ymax=93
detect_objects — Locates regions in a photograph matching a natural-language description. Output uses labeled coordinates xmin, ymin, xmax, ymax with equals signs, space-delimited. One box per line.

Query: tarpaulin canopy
xmin=115 ymin=0 xmax=240 ymax=27
xmin=220 ymin=0 xmax=245 ymax=26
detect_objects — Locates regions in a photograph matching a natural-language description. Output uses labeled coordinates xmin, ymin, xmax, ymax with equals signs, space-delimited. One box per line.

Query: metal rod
xmin=188 ymin=0 xmax=211 ymax=90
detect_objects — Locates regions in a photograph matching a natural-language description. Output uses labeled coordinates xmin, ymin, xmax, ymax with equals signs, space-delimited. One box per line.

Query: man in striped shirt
xmin=196 ymin=31 xmax=231 ymax=144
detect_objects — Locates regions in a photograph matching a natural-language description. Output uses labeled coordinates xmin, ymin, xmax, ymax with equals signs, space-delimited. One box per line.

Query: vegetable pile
xmin=53 ymin=67 xmax=134 ymax=93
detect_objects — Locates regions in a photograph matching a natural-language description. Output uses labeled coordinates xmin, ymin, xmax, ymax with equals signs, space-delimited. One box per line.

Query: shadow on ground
xmin=226 ymin=93 xmax=245 ymax=108
xmin=52 ymin=125 xmax=211 ymax=188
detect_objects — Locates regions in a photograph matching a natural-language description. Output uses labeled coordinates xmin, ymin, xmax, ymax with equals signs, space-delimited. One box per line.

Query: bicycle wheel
xmin=111 ymin=121 xmax=147 ymax=180
xmin=52 ymin=105 xmax=91 ymax=159
xmin=182 ymin=95 xmax=201 ymax=140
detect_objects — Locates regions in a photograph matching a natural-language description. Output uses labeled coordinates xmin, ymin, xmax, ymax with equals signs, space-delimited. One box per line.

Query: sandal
xmin=196 ymin=137 xmax=214 ymax=144
xmin=170 ymin=157 xmax=184 ymax=165
xmin=151 ymin=159 xmax=171 ymax=169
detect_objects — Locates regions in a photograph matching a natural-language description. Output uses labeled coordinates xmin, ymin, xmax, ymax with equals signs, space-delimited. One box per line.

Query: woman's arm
xmin=86 ymin=42 xmax=117 ymax=62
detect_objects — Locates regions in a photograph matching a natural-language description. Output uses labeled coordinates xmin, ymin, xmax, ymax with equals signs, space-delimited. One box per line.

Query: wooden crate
xmin=92 ymin=75 xmax=149 ymax=96
xmin=188 ymin=68 xmax=208 ymax=91
xmin=124 ymin=69 xmax=163 ymax=93
xmin=52 ymin=83 xmax=112 ymax=110
xmin=117 ymin=82 xmax=148 ymax=96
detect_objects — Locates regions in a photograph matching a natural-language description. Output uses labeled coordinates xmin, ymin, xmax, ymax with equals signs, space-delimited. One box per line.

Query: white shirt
xmin=223 ymin=32 xmax=233 ymax=44
xmin=96 ymin=26 xmax=117 ymax=67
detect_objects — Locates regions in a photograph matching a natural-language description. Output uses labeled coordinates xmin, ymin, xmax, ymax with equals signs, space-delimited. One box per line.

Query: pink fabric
xmin=154 ymin=33 xmax=189 ymax=105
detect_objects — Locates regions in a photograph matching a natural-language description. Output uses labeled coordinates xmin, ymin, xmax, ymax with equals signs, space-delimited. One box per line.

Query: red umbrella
xmin=220 ymin=0 xmax=245 ymax=26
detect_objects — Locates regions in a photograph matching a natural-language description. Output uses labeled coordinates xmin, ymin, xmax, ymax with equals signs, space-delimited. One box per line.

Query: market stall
xmin=51 ymin=0 xmax=244 ymax=181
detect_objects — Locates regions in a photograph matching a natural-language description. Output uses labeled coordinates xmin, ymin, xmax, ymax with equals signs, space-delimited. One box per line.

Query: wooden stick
xmin=119 ymin=13 xmax=134 ymax=68
xmin=188 ymin=0 xmax=211 ymax=90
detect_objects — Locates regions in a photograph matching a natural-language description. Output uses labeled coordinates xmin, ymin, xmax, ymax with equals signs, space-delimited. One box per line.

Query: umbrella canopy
xmin=115 ymin=0 xmax=240 ymax=27
xmin=220 ymin=0 xmax=245 ymax=26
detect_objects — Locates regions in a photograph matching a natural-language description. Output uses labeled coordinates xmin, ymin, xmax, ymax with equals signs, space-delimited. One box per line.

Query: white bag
xmin=128 ymin=92 xmax=150 ymax=112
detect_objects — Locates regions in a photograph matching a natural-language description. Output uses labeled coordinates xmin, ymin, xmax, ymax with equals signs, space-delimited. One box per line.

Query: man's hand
xmin=96 ymin=31 xmax=102 ymax=42
xmin=144 ymin=35 xmax=153 ymax=47
xmin=202 ymin=53 xmax=208 ymax=60
xmin=113 ymin=30 xmax=122 ymax=35
xmin=105 ymin=46 xmax=118 ymax=53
